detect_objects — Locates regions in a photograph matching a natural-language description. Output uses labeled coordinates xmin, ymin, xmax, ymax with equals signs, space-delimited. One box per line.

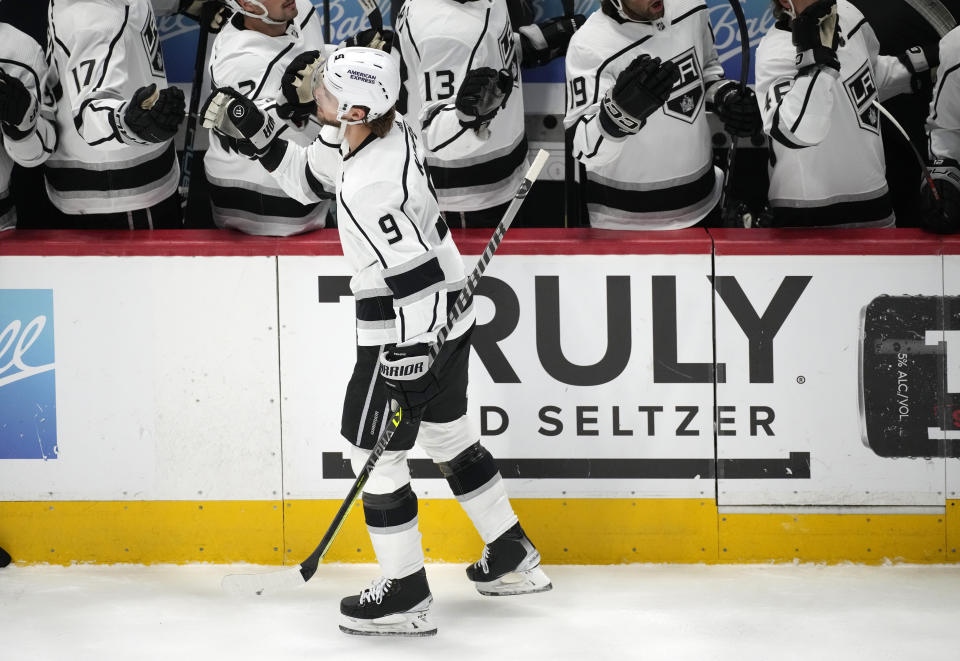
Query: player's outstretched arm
xmin=517 ymin=14 xmax=585 ymax=68
xmin=756 ymin=0 xmax=842 ymax=149
xmin=564 ymin=47 xmax=678 ymax=167
xmin=60 ymin=4 xmax=184 ymax=150
xmin=203 ymin=86 xmax=336 ymax=203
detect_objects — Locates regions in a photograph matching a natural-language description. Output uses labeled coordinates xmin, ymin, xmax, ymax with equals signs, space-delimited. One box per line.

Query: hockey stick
xmin=561 ymin=0 xmax=580 ymax=227
xmin=221 ymin=149 xmax=550 ymax=597
xmin=902 ymin=0 xmax=956 ymax=38
xmin=718 ymin=0 xmax=750 ymax=225
xmin=873 ymin=99 xmax=941 ymax=202
xmin=323 ymin=0 xmax=331 ymax=43
xmin=178 ymin=21 xmax=211 ymax=221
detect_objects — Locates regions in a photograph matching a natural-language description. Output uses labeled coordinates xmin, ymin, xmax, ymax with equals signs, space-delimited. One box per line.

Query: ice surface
xmin=1 ymin=563 xmax=959 ymax=661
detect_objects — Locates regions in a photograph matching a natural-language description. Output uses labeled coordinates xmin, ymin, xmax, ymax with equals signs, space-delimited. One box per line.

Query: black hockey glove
xmin=344 ymin=26 xmax=395 ymax=52
xmin=121 ymin=84 xmax=185 ymax=143
xmin=518 ymin=14 xmax=586 ymax=68
xmin=899 ymin=44 xmax=939 ymax=95
xmin=920 ymin=159 xmax=960 ymax=234
xmin=791 ymin=0 xmax=844 ymax=75
xmin=379 ymin=343 xmax=441 ymax=418
xmin=279 ymin=50 xmax=323 ymax=124
xmin=455 ymin=67 xmax=514 ymax=130
xmin=180 ymin=0 xmax=233 ymax=33
xmin=0 ymin=69 xmax=37 ymax=136
xmin=599 ymin=54 xmax=680 ymax=140
xmin=711 ymin=82 xmax=762 ymax=137
xmin=201 ymin=87 xmax=284 ymax=159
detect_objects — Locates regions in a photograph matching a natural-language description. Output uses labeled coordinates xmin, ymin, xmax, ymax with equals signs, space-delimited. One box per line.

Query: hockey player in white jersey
xmin=395 ymin=0 xmax=583 ymax=227
xmin=202 ymin=47 xmax=551 ymax=637
xmin=756 ymin=0 xmax=935 ymax=228
xmin=923 ymin=25 xmax=960 ymax=233
xmin=45 ymin=0 xmax=185 ymax=228
xmin=564 ymin=0 xmax=761 ymax=230
xmin=203 ymin=0 xmax=335 ymax=235
xmin=0 ymin=0 xmax=57 ymax=231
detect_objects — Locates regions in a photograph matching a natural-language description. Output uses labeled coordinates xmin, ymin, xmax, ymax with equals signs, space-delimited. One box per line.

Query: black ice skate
xmin=339 ymin=568 xmax=436 ymax=637
xmin=466 ymin=523 xmax=552 ymax=596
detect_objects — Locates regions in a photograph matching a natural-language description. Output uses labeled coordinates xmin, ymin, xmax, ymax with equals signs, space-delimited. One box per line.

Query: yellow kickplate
xmin=948 ymin=500 xmax=960 ymax=561
xmin=283 ymin=498 xmax=718 ymax=565
xmin=0 ymin=501 xmax=283 ymax=565
xmin=719 ymin=511 xmax=948 ymax=564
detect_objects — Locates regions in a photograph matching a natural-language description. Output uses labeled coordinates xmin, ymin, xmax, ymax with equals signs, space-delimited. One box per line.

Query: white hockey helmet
xmin=224 ymin=0 xmax=287 ymax=25
xmin=317 ymin=47 xmax=400 ymax=126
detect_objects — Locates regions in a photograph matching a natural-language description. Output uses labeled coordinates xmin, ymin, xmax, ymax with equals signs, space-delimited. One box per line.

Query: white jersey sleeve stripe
xmin=465 ymin=8 xmax=492 ymax=71
xmin=399 ymin=128 xmax=430 ymax=251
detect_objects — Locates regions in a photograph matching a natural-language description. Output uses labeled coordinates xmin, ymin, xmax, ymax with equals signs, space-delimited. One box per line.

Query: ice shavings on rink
xmin=1 ymin=563 xmax=960 ymax=661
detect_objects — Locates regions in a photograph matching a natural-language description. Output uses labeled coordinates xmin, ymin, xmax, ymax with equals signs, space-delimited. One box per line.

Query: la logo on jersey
xmin=844 ymin=61 xmax=879 ymax=134
xmin=664 ymin=48 xmax=703 ymax=124
xmin=142 ymin=10 xmax=165 ymax=78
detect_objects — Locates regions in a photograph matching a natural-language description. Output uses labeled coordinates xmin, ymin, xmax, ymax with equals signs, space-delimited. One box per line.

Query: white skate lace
xmin=359 ymin=577 xmax=393 ymax=605
xmin=476 ymin=546 xmax=491 ymax=575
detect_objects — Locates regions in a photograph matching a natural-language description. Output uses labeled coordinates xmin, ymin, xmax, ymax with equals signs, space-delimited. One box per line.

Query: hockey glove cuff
xmin=599 ymin=54 xmax=679 ymax=139
xmin=711 ymin=81 xmax=762 ymax=138
xmin=0 ymin=70 xmax=38 ymax=139
xmin=119 ymin=84 xmax=185 ymax=144
xmin=920 ymin=159 xmax=960 ymax=234
xmin=791 ymin=0 xmax=843 ymax=74
xmin=518 ymin=14 xmax=586 ymax=68
xmin=379 ymin=344 xmax=441 ymax=417
xmin=455 ymin=67 xmax=514 ymax=130
xmin=899 ymin=44 xmax=939 ymax=94
xmin=201 ymin=87 xmax=281 ymax=157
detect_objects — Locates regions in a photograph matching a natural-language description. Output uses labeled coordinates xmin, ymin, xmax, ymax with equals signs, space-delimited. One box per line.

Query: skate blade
xmin=339 ymin=608 xmax=437 ymax=637
xmin=475 ymin=566 xmax=553 ymax=596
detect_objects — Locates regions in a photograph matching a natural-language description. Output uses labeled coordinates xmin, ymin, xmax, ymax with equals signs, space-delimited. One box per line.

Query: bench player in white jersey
xmin=203 ymin=0 xmax=337 ymax=235
xmin=201 ymin=47 xmax=551 ymax=636
xmin=564 ymin=0 xmax=761 ymax=230
xmin=395 ymin=0 xmax=582 ymax=227
xmin=756 ymin=0 xmax=935 ymax=228
xmin=923 ymin=25 xmax=960 ymax=233
xmin=45 ymin=0 xmax=185 ymax=228
xmin=0 ymin=0 xmax=57 ymax=231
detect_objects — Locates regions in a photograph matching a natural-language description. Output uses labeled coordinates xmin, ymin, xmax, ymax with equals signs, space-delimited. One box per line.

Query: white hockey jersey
xmin=204 ymin=0 xmax=336 ymax=236
xmin=928 ymin=26 xmax=960 ymax=161
xmin=0 ymin=0 xmax=57 ymax=230
xmin=756 ymin=0 xmax=913 ymax=227
xmin=395 ymin=0 xmax=529 ymax=215
xmin=46 ymin=0 xmax=179 ymax=215
xmin=268 ymin=117 xmax=475 ymax=347
xmin=564 ymin=0 xmax=725 ymax=230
